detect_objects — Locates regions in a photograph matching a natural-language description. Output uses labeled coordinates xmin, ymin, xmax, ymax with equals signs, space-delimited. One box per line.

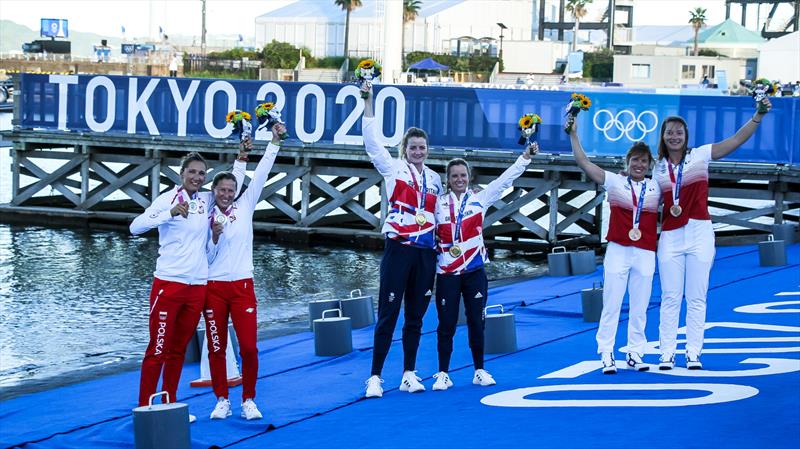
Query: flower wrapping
xmin=564 ymin=93 xmax=591 ymax=134
xmin=255 ymin=102 xmax=289 ymax=140
xmin=355 ymin=59 xmax=382 ymax=98
xmin=517 ymin=113 xmax=542 ymax=146
xmin=226 ymin=110 xmax=252 ymax=142
xmin=750 ymin=78 xmax=773 ymax=114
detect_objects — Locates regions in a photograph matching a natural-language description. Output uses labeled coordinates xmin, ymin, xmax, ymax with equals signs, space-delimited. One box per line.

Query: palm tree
xmin=334 ymin=0 xmax=363 ymax=64
xmin=689 ymin=7 xmax=707 ymax=56
xmin=566 ymin=0 xmax=593 ymax=52
xmin=402 ymin=0 xmax=422 ymax=68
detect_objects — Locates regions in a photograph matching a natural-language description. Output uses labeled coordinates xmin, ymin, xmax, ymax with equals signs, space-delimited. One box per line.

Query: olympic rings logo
xmin=593 ymin=109 xmax=659 ymax=142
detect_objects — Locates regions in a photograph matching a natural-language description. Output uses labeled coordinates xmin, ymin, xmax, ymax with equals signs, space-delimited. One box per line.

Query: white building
xmin=255 ymin=0 xmax=535 ymax=59
xmin=757 ymin=31 xmax=800 ymax=82
xmin=613 ymin=54 xmax=749 ymax=89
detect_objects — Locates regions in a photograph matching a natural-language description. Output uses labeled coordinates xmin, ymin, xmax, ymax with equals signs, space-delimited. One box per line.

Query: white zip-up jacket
xmin=131 ymin=160 xmax=246 ymax=285
xmin=207 ymin=142 xmax=280 ymax=281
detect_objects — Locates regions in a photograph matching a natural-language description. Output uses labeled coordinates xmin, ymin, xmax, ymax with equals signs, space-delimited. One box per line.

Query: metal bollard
xmin=548 ymin=246 xmax=571 ymax=276
xmin=313 ymin=309 xmax=353 ymax=356
xmin=569 ymin=246 xmax=597 ymax=275
xmin=308 ymin=294 xmax=341 ymax=330
xmin=340 ymin=289 xmax=376 ymax=329
xmin=759 ymin=234 xmax=787 ymax=267
xmin=132 ymin=392 xmax=190 ymax=449
xmin=483 ymin=305 xmax=517 ymax=354
xmin=581 ymin=282 xmax=604 ymax=322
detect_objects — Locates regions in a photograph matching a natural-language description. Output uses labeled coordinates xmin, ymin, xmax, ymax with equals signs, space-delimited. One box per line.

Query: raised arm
xmin=711 ymin=98 xmax=771 ymax=160
xmin=241 ymin=124 xmax=284 ymax=209
xmin=361 ymin=85 xmax=395 ymax=177
xmin=567 ymin=115 xmax=605 ymax=184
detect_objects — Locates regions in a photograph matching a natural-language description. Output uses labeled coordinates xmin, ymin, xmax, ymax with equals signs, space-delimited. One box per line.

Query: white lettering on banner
xmin=85 ymin=76 xmax=116 ymax=132
xmin=480 ymin=383 xmax=759 ymax=408
xmin=204 ymin=80 xmax=237 ymax=138
xmin=334 ymin=85 xmax=364 ymax=146
xmin=375 ymin=86 xmax=406 ymax=147
xmin=128 ymin=78 xmax=160 ymax=135
xmin=295 ymin=84 xmax=325 ymax=143
xmin=254 ymin=82 xmax=286 ymax=141
xmin=50 ymin=74 xmax=78 ymax=131
xmin=167 ymin=79 xmax=200 ymax=137
xmin=207 ymin=320 xmax=221 ymax=352
xmin=540 ymin=358 xmax=800 ymax=379
xmin=734 ymin=300 xmax=800 ymax=314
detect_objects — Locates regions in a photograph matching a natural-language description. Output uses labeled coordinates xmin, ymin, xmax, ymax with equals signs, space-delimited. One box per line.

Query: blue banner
xmin=18 ymin=74 xmax=799 ymax=164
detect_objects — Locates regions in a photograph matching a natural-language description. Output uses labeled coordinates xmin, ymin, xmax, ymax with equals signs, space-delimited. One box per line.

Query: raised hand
xmin=171 ymin=202 xmax=189 ymax=218
xmin=271 ymin=123 xmax=286 ymax=145
xmin=523 ymin=142 xmax=539 ymax=160
xmin=211 ymin=220 xmax=224 ymax=243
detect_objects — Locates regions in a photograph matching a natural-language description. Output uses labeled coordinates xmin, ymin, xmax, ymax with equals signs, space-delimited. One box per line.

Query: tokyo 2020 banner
xmin=18 ymin=73 xmax=799 ymax=164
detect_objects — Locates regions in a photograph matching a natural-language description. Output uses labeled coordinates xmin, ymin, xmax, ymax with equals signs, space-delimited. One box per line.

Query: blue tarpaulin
xmin=408 ymin=58 xmax=450 ymax=71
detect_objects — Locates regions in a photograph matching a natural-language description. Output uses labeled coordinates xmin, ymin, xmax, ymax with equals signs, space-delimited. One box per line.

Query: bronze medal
xmin=628 ymin=228 xmax=642 ymax=241
xmin=670 ymin=204 xmax=682 ymax=217
xmin=415 ymin=213 xmax=427 ymax=226
xmin=448 ymin=245 xmax=462 ymax=258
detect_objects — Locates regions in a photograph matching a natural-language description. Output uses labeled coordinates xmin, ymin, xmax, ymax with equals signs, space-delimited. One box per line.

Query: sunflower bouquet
xmin=750 ymin=78 xmax=774 ymax=114
xmin=517 ymin=113 xmax=542 ymax=146
xmin=226 ymin=110 xmax=253 ymax=142
xmin=564 ymin=93 xmax=591 ymax=134
xmin=355 ymin=59 xmax=382 ymax=98
xmin=255 ymin=102 xmax=289 ymax=140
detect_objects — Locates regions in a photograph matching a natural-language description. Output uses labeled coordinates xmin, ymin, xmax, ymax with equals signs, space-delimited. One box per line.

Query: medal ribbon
xmin=628 ymin=177 xmax=647 ymax=231
xmin=210 ymin=204 xmax=234 ymax=225
xmin=448 ymin=191 xmax=470 ymax=250
xmin=407 ymin=163 xmax=427 ymax=218
xmin=667 ymin=159 xmax=684 ymax=207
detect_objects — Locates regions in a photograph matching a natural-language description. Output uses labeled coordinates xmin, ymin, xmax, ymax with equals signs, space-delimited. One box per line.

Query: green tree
xmin=689 ymin=7 xmax=707 ymax=57
xmin=402 ymin=0 xmax=422 ymax=66
xmin=566 ymin=0 xmax=593 ymax=52
xmin=262 ymin=40 xmax=312 ymax=69
xmin=334 ymin=0 xmax=363 ymax=63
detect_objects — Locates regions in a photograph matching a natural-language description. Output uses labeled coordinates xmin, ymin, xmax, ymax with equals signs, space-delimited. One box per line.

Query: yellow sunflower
xmin=261 ymin=102 xmax=274 ymax=110
xmin=241 ymin=111 xmax=251 ymax=120
xmin=519 ymin=115 xmax=533 ymax=129
xmin=358 ymin=59 xmax=374 ymax=70
xmin=226 ymin=111 xmax=235 ymax=123
xmin=580 ymin=97 xmax=591 ymax=109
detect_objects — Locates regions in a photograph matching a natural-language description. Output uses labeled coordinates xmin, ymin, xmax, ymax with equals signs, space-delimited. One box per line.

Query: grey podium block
xmin=133 ymin=394 xmax=190 ymax=449
xmin=569 ymin=247 xmax=596 ymax=275
xmin=581 ymin=283 xmax=604 ymax=322
xmin=484 ymin=308 xmax=517 ymax=354
xmin=772 ymin=224 xmax=797 ymax=245
xmin=313 ymin=314 xmax=353 ymax=356
xmin=340 ymin=295 xmax=375 ymax=329
xmin=548 ymin=246 xmax=571 ymax=276
xmin=308 ymin=299 xmax=341 ymax=330
xmin=759 ymin=235 xmax=787 ymax=267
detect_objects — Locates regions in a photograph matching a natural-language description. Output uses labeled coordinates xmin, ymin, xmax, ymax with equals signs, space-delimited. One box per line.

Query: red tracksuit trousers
xmin=138 ymin=278 xmax=205 ymax=406
xmin=204 ymin=279 xmax=259 ymax=401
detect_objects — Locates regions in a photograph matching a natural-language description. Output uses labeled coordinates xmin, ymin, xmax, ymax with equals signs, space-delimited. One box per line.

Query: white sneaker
xmin=472 ymin=369 xmax=497 ymax=386
xmin=686 ymin=352 xmax=703 ymax=370
xmin=626 ymin=352 xmax=649 ymax=372
xmin=209 ymin=397 xmax=232 ymax=420
xmin=601 ymin=352 xmax=617 ymax=374
xmin=399 ymin=371 xmax=425 ymax=393
xmin=365 ymin=375 xmax=384 ymax=398
xmin=240 ymin=398 xmax=263 ymax=420
xmin=188 ymin=414 xmax=197 ymax=424
xmin=432 ymin=372 xmax=453 ymax=391
xmin=659 ymin=353 xmax=675 ymax=370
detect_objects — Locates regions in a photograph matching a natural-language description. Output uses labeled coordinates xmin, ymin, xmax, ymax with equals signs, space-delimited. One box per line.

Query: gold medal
xmin=415 ymin=213 xmax=427 ymax=226
xmin=670 ymin=204 xmax=682 ymax=217
xmin=628 ymin=228 xmax=642 ymax=241
xmin=448 ymin=245 xmax=462 ymax=258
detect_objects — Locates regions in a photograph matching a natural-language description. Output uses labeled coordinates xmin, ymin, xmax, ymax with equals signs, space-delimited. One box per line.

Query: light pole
xmin=497 ymin=22 xmax=507 ymax=65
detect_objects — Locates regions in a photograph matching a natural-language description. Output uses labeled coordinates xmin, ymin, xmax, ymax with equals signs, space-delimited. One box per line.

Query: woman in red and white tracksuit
xmin=568 ymin=115 xmax=660 ymax=374
xmin=130 ymin=153 xmax=223 ymax=410
xmin=204 ymin=126 xmax=285 ymax=421
xmin=429 ymin=143 xmax=536 ymax=391
xmin=361 ymin=87 xmax=443 ymax=398
xmin=655 ymin=99 xmax=771 ymax=370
